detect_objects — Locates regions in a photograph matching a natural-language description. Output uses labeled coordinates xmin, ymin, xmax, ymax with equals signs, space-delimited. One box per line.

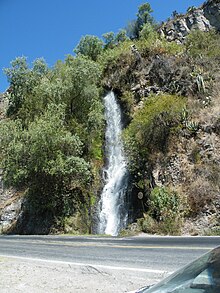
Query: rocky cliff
xmin=0 ymin=0 xmax=220 ymax=236
xmin=159 ymin=0 xmax=220 ymax=43
xmin=102 ymin=0 xmax=220 ymax=235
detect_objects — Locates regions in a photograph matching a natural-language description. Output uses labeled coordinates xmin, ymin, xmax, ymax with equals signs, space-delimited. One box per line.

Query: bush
xmin=185 ymin=30 xmax=220 ymax=58
xmin=119 ymin=91 xmax=135 ymax=118
xmin=149 ymin=186 xmax=181 ymax=221
xmin=123 ymin=94 xmax=185 ymax=171
xmin=98 ymin=40 xmax=138 ymax=91
xmin=137 ymin=211 xmax=183 ymax=235
xmin=157 ymin=217 xmax=183 ymax=235
xmin=136 ymin=187 xmax=186 ymax=235
xmin=139 ymin=23 xmax=158 ymax=41
xmin=98 ymin=40 xmax=133 ymax=71
xmin=188 ymin=177 xmax=215 ymax=215
xmin=136 ymin=36 xmax=183 ymax=57
xmin=137 ymin=214 xmax=158 ymax=234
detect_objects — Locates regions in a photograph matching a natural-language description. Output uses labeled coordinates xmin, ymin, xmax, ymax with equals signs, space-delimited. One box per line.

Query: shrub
xmin=136 ymin=36 xmax=183 ymax=57
xmin=185 ymin=30 xmax=220 ymax=58
xmin=189 ymin=145 xmax=201 ymax=164
xmin=139 ymin=23 xmax=158 ymax=40
xmin=98 ymin=40 xmax=137 ymax=90
xmin=119 ymin=91 xmax=135 ymax=118
xmin=188 ymin=177 xmax=215 ymax=215
xmin=140 ymin=186 xmax=186 ymax=235
xmin=149 ymin=186 xmax=181 ymax=221
xmin=98 ymin=40 xmax=133 ymax=71
xmin=137 ymin=211 xmax=183 ymax=235
xmin=123 ymin=94 xmax=185 ymax=171
xmin=137 ymin=214 xmax=158 ymax=234
xmin=156 ymin=216 xmax=183 ymax=235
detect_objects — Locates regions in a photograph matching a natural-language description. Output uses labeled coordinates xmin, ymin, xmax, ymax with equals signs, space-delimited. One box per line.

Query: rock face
xmin=151 ymin=118 xmax=220 ymax=235
xmin=0 ymin=170 xmax=23 ymax=233
xmin=160 ymin=0 xmax=220 ymax=43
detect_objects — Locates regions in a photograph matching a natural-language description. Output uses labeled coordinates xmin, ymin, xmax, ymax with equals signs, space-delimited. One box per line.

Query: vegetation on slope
xmin=0 ymin=1 xmax=220 ymax=235
xmin=0 ymin=55 xmax=104 ymax=233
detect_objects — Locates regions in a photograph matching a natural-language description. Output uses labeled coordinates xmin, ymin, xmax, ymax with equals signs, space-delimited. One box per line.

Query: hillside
xmin=0 ymin=0 xmax=220 ymax=235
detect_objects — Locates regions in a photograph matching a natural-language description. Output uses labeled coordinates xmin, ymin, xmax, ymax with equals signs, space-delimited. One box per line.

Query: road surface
xmin=0 ymin=235 xmax=219 ymax=292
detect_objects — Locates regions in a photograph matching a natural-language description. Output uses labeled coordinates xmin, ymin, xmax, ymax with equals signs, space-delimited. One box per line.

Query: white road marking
xmin=0 ymin=254 xmax=169 ymax=274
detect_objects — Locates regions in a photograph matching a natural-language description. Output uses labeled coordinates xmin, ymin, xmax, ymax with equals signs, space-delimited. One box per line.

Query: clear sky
xmin=0 ymin=0 xmax=204 ymax=92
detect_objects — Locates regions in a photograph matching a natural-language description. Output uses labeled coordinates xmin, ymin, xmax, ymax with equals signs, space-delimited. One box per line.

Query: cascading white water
xmin=98 ymin=91 xmax=128 ymax=236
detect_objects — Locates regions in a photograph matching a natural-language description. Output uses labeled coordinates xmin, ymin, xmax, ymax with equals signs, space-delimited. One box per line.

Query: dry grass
xmin=187 ymin=177 xmax=216 ymax=215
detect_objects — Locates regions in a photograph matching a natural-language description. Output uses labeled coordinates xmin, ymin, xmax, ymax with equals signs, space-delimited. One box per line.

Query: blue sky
xmin=0 ymin=0 xmax=204 ymax=92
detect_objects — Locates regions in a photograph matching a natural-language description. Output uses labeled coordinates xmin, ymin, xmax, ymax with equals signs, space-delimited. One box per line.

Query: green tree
xmin=4 ymin=57 xmax=48 ymax=117
xmin=62 ymin=55 xmax=102 ymax=123
xmin=126 ymin=20 xmax=139 ymax=39
xmin=102 ymin=32 xmax=115 ymax=49
xmin=115 ymin=29 xmax=129 ymax=44
xmin=32 ymin=58 xmax=48 ymax=76
xmin=102 ymin=30 xmax=129 ymax=49
xmin=126 ymin=2 xmax=154 ymax=39
xmin=137 ymin=2 xmax=154 ymax=29
xmin=4 ymin=57 xmax=29 ymax=116
xmin=74 ymin=35 xmax=103 ymax=61
xmin=14 ymin=54 xmax=102 ymax=128
xmin=0 ymin=104 xmax=91 ymax=214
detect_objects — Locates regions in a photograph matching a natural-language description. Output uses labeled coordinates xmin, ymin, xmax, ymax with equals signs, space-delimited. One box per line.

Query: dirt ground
xmin=0 ymin=256 xmax=167 ymax=293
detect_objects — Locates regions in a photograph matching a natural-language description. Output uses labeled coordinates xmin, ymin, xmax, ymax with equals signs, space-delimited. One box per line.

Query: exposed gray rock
xmin=0 ymin=199 xmax=23 ymax=232
xmin=182 ymin=211 xmax=219 ymax=235
xmin=204 ymin=0 xmax=220 ymax=29
xmin=160 ymin=0 xmax=220 ymax=43
xmin=0 ymin=169 xmax=23 ymax=233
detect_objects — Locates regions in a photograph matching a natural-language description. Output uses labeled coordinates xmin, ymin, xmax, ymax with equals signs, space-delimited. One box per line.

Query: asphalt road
xmin=0 ymin=235 xmax=219 ymax=273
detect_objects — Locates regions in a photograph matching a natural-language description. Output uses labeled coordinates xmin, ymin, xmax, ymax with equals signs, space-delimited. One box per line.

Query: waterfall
xmin=98 ymin=91 xmax=128 ymax=236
